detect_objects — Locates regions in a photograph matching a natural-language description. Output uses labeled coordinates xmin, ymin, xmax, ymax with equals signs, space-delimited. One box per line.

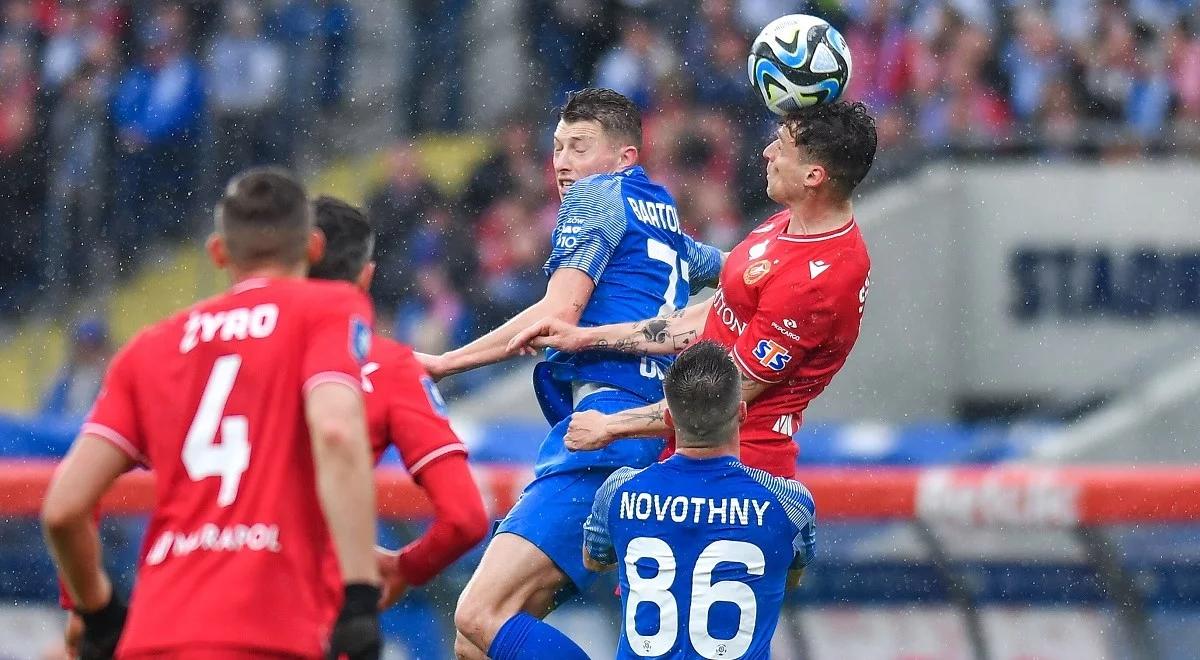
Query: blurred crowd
xmin=4 ymin=0 xmax=1200 ymax=399
xmin=0 ymin=0 xmax=353 ymax=317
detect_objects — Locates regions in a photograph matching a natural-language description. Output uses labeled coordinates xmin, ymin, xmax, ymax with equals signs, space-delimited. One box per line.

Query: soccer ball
xmin=748 ymin=14 xmax=853 ymax=114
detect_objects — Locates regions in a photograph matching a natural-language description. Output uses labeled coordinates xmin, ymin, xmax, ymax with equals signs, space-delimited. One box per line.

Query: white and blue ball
xmin=748 ymin=14 xmax=853 ymax=114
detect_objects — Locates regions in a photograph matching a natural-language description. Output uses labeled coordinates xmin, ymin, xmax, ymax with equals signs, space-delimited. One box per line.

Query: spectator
xmin=366 ymin=142 xmax=448 ymax=311
xmin=595 ymin=14 xmax=677 ymax=110
xmin=1004 ymin=7 xmax=1066 ymax=122
xmin=110 ymin=4 xmax=206 ymax=270
xmin=318 ymin=0 xmax=353 ymax=111
xmin=44 ymin=39 xmax=117 ymax=299
xmin=530 ymin=0 xmax=617 ymax=104
xmin=0 ymin=38 xmax=42 ymax=313
xmin=40 ymin=317 xmax=113 ymax=420
xmin=461 ymin=114 xmax=545 ymax=219
xmin=394 ymin=264 xmax=475 ymax=357
xmin=206 ymin=1 xmax=284 ymax=186
xmin=1169 ymin=16 xmax=1200 ymax=121
xmin=406 ymin=0 xmax=469 ymax=132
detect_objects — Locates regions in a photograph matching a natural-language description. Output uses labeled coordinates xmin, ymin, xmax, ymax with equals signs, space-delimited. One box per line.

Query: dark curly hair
xmin=781 ymin=101 xmax=878 ymax=198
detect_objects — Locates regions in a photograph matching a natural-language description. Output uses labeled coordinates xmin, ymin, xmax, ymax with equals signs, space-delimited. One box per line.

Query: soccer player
xmin=417 ymin=88 xmax=724 ymax=660
xmin=308 ymin=196 xmax=489 ymax=604
xmin=509 ymin=101 xmax=877 ymax=479
xmin=584 ymin=340 xmax=817 ymax=659
xmin=41 ymin=169 xmax=382 ymax=659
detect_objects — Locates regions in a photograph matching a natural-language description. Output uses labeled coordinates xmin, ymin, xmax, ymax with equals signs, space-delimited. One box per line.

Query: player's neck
xmin=675 ymin=445 xmax=737 ymax=461
xmin=785 ymin=197 xmax=853 ymax=236
xmin=227 ymin=263 xmax=307 ymax=286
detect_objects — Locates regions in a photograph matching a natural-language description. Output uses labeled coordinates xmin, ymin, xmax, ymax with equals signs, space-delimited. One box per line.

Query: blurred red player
xmin=42 ymin=169 xmax=383 ymax=659
xmin=308 ymin=196 xmax=489 ymax=606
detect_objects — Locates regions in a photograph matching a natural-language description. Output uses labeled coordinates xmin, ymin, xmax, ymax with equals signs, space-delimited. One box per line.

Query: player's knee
xmin=453 ymin=632 xmax=487 ymax=660
xmin=453 ymin=592 xmax=496 ymax=641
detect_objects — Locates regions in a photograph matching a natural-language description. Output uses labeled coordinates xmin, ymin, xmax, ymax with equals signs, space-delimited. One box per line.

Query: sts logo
xmin=753 ymin=339 xmax=792 ymax=372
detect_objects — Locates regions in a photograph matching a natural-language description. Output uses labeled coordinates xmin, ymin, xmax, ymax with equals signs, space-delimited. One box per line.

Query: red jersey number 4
xmin=182 ymin=354 xmax=251 ymax=507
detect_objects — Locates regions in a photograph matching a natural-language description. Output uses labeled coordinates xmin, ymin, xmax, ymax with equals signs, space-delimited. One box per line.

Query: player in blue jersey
xmin=585 ymin=341 xmax=816 ymax=659
xmin=417 ymin=88 xmax=724 ymax=660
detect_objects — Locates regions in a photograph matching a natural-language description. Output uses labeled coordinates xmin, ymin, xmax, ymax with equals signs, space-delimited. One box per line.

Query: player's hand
xmin=376 ymin=547 xmax=409 ymax=609
xmin=328 ymin=584 xmax=382 ymax=660
xmin=64 ymin=611 xmax=83 ymax=658
xmin=564 ymin=411 xmax=617 ymax=452
xmin=507 ymin=318 xmax=590 ymax=355
xmin=75 ymin=593 xmax=127 ymax=660
xmin=414 ymin=352 xmax=450 ymax=381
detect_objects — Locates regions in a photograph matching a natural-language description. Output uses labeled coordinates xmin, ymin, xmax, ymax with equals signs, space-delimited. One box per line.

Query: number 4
xmin=182 ymin=355 xmax=251 ymax=507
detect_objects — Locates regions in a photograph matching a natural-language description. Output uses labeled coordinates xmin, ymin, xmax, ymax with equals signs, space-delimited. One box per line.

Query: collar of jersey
xmin=619 ymin=165 xmax=647 ymax=180
xmin=778 ymin=217 xmax=856 ymax=243
xmin=665 ymin=453 xmax=739 ymax=468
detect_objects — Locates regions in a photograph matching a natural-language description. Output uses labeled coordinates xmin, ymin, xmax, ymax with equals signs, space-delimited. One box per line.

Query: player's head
xmin=553 ymin=88 xmax=642 ymax=199
xmin=209 ymin=167 xmax=322 ymax=275
xmin=763 ymin=101 xmax=877 ymax=204
xmin=308 ymin=196 xmax=376 ymax=291
xmin=663 ymin=341 xmax=747 ymax=451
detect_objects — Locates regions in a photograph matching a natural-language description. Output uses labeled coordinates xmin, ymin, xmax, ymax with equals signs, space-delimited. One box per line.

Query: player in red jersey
xmin=509 ymin=102 xmax=877 ymax=478
xmin=308 ymin=196 xmax=489 ymax=604
xmin=41 ymin=169 xmax=382 ymax=659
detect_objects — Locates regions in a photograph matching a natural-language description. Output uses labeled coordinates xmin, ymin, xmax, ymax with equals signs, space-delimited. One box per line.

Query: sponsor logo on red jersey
xmin=752 ymin=339 xmax=792 ymax=372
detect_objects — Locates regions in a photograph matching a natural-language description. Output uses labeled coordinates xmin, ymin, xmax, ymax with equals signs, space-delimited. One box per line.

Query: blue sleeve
xmin=739 ymin=465 xmax=817 ymax=568
xmin=583 ymin=466 xmax=639 ymax=566
xmin=543 ymin=176 xmax=627 ymax=283
xmin=685 ymin=237 xmax=723 ymax=294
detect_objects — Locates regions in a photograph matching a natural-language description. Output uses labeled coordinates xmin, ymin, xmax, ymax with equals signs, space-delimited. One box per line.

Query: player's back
xmin=590 ymin=455 xmax=816 ymax=659
xmin=91 ymin=277 xmax=372 ymax=657
xmin=361 ymin=335 xmax=463 ymax=468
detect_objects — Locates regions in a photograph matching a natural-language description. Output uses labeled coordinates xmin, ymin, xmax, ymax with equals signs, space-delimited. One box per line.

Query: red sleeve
xmin=393 ymin=453 xmax=489 ymax=586
xmin=82 ymin=344 xmax=147 ymax=464
xmin=302 ymin=285 xmax=374 ymax=394
xmin=388 ymin=355 xmax=467 ymax=475
xmin=731 ymin=278 xmax=832 ymax=384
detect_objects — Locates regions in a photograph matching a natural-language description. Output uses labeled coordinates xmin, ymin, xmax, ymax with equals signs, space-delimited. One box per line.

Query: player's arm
xmin=306 ymin=382 xmax=379 ymax=586
xmin=563 ymin=364 xmax=770 ymax=451
xmin=42 ymin=435 xmax=132 ymax=612
xmin=378 ymin=453 xmax=489 ymax=607
xmin=509 ymin=297 xmax=713 ymax=357
xmin=421 ymin=176 xmax=627 ymax=380
xmin=421 ymin=267 xmax=595 ymax=379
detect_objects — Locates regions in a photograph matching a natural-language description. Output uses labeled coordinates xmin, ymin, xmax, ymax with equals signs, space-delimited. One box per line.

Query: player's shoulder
xmin=596 ymin=465 xmax=648 ymax=502
xmin=562 ymin=169 xmax=624 ymax=207
xmin=734 ymin=463 xmax=816 ymax=518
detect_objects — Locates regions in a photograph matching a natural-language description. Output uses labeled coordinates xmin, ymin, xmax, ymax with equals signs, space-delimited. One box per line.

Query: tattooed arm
xmin=508 ymin=298 xmax=713 ymax=357
xmin=564 ymin=366 xmax=771 ymax=451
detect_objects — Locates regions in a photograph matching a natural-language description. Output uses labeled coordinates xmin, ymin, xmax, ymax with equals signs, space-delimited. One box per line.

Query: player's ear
xmin=356 ymin=261 xmax=376 ymax=292
xmin=663 ymin=407 xmax=675 ymax=431
xmin=737 ymin=401 xmax=748 ymax=424
xmin=305 ymin=229 xmax=326 ymax=266
xmin=804 ymin=163 xmax=827 ymax=190
xmin=617 ymin=145 xmax=639 ymax=169
xmin=206 ymin=233 xmax=229 ymax=270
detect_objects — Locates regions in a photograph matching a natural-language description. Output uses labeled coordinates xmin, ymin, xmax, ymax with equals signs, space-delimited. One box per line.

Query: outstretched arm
xmin=564 ymin=367 xmax=770 ymax=451
xmin=508 ymin=298 xmax=713 ymax=357
xmin=419 ymin=268 xmax=594 ymax=380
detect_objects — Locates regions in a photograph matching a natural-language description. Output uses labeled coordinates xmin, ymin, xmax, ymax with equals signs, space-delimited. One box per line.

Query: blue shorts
xmin=494 ymin=467 xmax=614 ymax=596
xmin=497 ymin=388 xmax=664 ymax=595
